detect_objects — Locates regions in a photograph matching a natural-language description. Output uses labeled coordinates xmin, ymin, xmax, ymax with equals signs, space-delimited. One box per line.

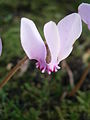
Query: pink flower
xmin=78 ymin=3 xmax=90 ymax=30
xmin=20 ymin=13 xmax=82 ymax=74
xmin=0 ymin=38 xmax=2 ymax=56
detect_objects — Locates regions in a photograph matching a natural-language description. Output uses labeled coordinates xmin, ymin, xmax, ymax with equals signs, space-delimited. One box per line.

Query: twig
xmin=68 ymin=63 xmax=90 ymax=96
xmin=0 ymin=55 xmax=28 ymax=89
xmin=61 ymin=60 xmax=74 ymax=88
xmin=60 ymin=91 xmax=68 ymax=101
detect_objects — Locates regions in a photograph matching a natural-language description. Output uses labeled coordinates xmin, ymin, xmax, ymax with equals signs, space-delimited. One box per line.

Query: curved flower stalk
xmin=20 ymin=13 xmax=82 ymax=74
xmin=0 ymin=38 xmax=2 ymax=56
xmin=78 ymin=3 xmax=90 ymax=30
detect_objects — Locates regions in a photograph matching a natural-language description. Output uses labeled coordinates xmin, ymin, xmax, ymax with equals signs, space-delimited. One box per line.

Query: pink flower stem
xmin=0 ymin=55 xmax=28 ymax=90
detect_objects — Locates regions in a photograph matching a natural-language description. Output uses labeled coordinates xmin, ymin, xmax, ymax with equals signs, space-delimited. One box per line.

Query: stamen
xmin=41 ymin=68 xmax=46 ymax=73
xmin=36 ymin=62 xmax=40 ymax=68
xmin=55 ymin=68 xmax=58 ymax=72
xmin=41 ymin=67 xmax=44 ymax=71
xmin=48 ymin=71 xmax=51 ymax=75
xmin=36 ymin=65 xmax=39 ymax=68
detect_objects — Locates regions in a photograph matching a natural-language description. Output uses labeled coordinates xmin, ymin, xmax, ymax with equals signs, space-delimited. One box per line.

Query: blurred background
xmin=0 ymin=0 xmax=90 ymax=120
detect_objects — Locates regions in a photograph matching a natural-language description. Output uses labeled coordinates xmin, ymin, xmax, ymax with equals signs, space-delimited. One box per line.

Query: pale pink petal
xmin=0 ymin=38 xmax=2 ymax=56
xmin=20 ymin=18 xmax=47 ymax=62
xmin=57 ymin=13 xmax=82 ymax=62
xmin=78 ymin=3 xmax=90 ymax=30
xmin=44 ymin=21 xmax=60 ymax=65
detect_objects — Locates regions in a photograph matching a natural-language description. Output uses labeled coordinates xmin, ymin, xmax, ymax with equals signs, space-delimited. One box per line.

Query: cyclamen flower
xmin=20 ymin=13 xmax=82 ymax=74
xmin=0 ymin=38 xmax=2 ymax=56
xmin=78 ymin=3 xmax=90 ymax=30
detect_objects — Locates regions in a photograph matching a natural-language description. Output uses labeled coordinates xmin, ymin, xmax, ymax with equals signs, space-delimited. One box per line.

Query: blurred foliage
xmin=0 ymin=0 xmax=90 ymax=120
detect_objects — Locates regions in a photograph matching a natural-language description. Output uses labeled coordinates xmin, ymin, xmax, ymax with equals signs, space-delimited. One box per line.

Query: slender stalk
xmin=0 ymin=55 xmax=28 ymax=89
xmin=61 ymin=60 xmax=74 ymax=88
xmin=68 ymin=63 xmax=90 ymax=96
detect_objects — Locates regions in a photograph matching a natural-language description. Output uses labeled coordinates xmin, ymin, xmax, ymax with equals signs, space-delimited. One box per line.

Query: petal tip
xmin=44 ymin=21 xmax=56 ymax=29
xmin=21 ymin=17 xmax=27 ymax=24
xmin=21 ymin=17 xmax=34 ymax=26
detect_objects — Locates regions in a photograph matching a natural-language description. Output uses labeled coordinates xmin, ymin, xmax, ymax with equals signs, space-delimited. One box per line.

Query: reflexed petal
xmin=78 ymin=3 xmax=90 ymax=30
xmin=0 ymin=38 xmax=2 ymax=56
xmin=44 ymin=21 xmax=60 ymax=65
xmin=57 ymin=13 xmax=82 ymax=62
xmin=20 ymin=18 xmax=47 ymax=62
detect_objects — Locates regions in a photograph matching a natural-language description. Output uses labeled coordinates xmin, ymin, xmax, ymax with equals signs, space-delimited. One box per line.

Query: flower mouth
xmin=35 ymin=42 xmax=60 ymax=74
xmin=36 ymin=60 xmax=60 ymax=74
